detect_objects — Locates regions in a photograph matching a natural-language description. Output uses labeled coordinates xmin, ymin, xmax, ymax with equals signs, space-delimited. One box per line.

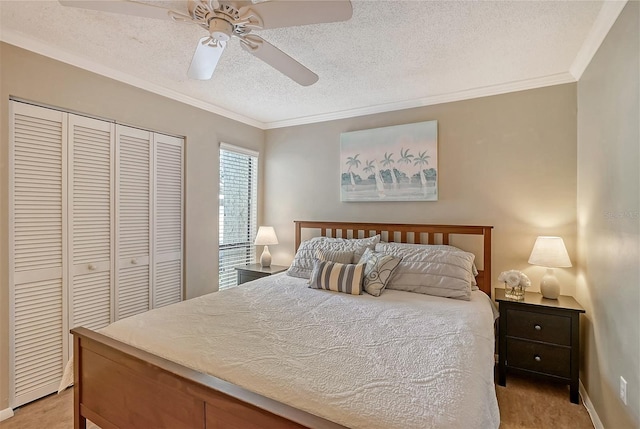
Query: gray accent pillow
xmin=316 ymin=249 xmax=354 ymax=264
xmin=358 ymin=248 xmax=402 ymax=297
xmin=375 ymin=242 xmax=476 ymax=301
xmin=287 ymin=235 xmax=380 ymax=280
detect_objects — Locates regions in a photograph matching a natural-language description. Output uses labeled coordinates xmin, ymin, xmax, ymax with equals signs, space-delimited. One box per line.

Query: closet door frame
xmin=8 ymin=100 xmax=185 ymax=408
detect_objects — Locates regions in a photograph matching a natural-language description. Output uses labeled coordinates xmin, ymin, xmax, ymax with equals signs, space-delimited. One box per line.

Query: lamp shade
xmin=528 ymin=236 xmax=572 ymax=268
xmin=254 ymin=226 xmax=278 ymax=246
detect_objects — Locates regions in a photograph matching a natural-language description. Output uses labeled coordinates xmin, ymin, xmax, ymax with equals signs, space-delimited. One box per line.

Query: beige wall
xmin=0 ymin=43 xmax=263 ymax=410
xmin=264 ymin=84 xmax=578 ymax=296
xmin=576 ymin=2 xmax=640 ymax=428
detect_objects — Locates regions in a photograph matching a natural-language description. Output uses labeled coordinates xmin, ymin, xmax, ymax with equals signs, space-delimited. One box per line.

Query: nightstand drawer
xmin=239 ymin=272 xmax=269 ymax=284
xmin=235 ymin=264 xmax=288 ymax=286
xmin=506 ymin=309 xmax=571 ymax=345
xmin=506 ymin=338 xmax=571 ymax=378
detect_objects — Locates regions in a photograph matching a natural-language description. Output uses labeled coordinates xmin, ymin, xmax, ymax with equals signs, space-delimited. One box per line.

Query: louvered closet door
xmin=9 ymin=101 xmax=68 ymax=407
xmin=116 ymin=125 xmax=151 ymax=320
xmin=153 ymin=134 xmax=183 ymax=308
xmin=68 ymin=115 xmax=114 ymax=332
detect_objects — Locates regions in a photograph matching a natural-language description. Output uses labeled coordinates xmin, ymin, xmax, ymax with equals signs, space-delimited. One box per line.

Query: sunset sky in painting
xmin=340 ymin=120 xmax=438 ymax=176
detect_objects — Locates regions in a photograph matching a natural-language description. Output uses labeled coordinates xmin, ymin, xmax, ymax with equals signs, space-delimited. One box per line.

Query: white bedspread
xmin=99 ymin=274 xmax=500 ymax=429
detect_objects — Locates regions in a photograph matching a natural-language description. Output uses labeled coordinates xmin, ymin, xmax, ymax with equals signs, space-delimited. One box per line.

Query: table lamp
xmin=528 ymin=236 xmax=572 ymax=299
xmin=254 ymin=226 xmax=278 ymax=267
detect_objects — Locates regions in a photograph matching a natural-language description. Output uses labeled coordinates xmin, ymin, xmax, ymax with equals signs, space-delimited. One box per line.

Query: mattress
xmin=98 ymin=273 xmax=500 ymax=429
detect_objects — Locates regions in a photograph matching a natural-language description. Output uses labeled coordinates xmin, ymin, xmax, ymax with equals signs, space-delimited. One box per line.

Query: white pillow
xmin=287 ymin=235 xmax=380 ymax=280
xmin=376 ymin=242 xmax=479 ymax=286
xmin=374 ymin=242 xmax=476 ymax=300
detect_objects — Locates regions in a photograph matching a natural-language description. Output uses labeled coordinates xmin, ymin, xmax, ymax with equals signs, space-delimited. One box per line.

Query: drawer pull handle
xmin=88 ymin=264 xmax=96 ymax=271
xmin=534 ymin=355 xmax=542 ymax=362
xmin=534 ymin=324 xmax=542 ymax=331
xmin=131 ymin=258 xmax=138 ymax=265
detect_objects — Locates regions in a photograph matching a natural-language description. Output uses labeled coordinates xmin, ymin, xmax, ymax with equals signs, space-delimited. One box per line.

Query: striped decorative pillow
xmin=309 ymin=260 xmax=364 ymax=295
xmin=316 ymin=249 xmax=354 ymax=264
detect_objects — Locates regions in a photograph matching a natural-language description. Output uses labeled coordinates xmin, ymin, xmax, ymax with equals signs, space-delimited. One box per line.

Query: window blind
xmin=219 ymin=145 xmax=258 ymax=289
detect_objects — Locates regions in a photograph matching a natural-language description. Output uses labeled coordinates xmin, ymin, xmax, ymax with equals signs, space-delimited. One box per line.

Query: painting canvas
xmin=340 ymin=120 xmax=438 ymax=202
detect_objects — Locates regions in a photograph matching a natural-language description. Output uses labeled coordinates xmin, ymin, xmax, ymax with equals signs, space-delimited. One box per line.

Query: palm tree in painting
xmin=413 ymin=151 xmax=431 ymax=187
xmin=381 ymin=152 xmax=397 ymax=185
xmin=345 ymin=154 xmax=361 ymax=188
xmin=398 ymin=148 xmax=414 ymax=183
xmin=363 ymin=160 xmax=376 ymax=180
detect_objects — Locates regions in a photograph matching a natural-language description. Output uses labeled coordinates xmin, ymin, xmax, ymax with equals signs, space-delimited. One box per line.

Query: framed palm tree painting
xmin=340 ymin=120 xmax=438 ymax=202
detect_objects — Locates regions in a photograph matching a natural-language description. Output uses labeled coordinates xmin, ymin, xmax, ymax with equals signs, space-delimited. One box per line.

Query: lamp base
xmin=540 ymin=268 xmax=560 ymax=299
xmin=260 ymin=246 xmax=272 ymax=268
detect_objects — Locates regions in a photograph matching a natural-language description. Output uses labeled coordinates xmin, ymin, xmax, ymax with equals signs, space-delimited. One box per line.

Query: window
xmin=218 ymin=143 xmax=258 ymax=289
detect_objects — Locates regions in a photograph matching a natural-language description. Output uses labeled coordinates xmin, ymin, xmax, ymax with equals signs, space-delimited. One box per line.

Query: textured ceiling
xmin=0 ymin=1 xmax=611 ymax=128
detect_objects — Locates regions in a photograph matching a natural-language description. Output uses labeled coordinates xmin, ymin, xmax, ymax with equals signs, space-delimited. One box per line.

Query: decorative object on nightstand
xmin=254 ymin=226 xmax=278 ymax=267
xmin=496 ymin=288 xmax=585 ymax=404
xmin=235 ymin=263 xmax=288 ymax=285
xmin=528 ymin=236 xmax=572 ymax=299
xmin=498 ymin=270 xmax=531 ymax=301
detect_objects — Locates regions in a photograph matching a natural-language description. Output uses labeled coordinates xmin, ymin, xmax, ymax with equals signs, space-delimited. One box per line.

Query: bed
xmin=72 ymin=221 xmax=498 ymax=429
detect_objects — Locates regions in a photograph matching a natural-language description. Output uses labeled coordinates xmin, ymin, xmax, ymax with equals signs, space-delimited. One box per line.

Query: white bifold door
xmin=69 ymin=115 xmax=115 ymax=332
xmin=153 ymin=133 xmax=184 ymax=308
xmin=9 ymin=101 xmax=183 ymax=408
xmin=115 ymin=127 xmax=184 ymax=319
xmin=9 ymin=103 xmax=68 ymax=407
xmin=116 ymin=126 xmax=152 ymax=319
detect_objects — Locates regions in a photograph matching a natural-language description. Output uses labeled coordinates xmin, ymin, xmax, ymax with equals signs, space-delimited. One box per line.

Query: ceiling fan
xmin=58 ymin=0 xmax=353 ymax=86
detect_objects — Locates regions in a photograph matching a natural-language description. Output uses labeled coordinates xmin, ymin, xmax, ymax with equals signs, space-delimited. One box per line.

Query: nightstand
xmin=496 ymin=289 xmax=585 ymax=403
xmin=235 ymin=263 xmax=288 ymax=285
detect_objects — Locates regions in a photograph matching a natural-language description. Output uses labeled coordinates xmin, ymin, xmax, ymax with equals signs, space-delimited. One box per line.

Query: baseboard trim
xmin=580 ymin=380 xmax=604 ymax=429
xmin=0 ymin=407 xmax=14 ymax=422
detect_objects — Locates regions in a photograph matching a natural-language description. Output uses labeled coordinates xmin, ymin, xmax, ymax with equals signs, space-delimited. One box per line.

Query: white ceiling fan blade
xmin=238 ymin=0 xmax=352 ymax=30
xmin=188 ymin=37 xmax=226 ymax=80
xmin=58 ymin=0 xmax=174 ymax=20
xmin=240 ymin=35 xmax=318 ymax=86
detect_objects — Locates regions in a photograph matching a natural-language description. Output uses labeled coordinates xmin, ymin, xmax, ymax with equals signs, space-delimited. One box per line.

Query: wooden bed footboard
xmin=72 ymin=327 xmax=346 ymax=429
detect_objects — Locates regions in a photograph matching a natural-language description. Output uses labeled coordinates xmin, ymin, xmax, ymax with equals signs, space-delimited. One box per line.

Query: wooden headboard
xmin=294 ymin=221 xmax=493 ymax=296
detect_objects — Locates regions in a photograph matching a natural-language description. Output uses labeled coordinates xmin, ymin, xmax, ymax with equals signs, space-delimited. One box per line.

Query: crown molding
xmin=263 ymin=72 xmax=576 ymax=129
xmin=3 ymin=29 xmax=590 ymax=131
xmin=0 ymin=31 xmax=267 ymax=129
xmin=569 ymin=0 xmax=628 ymax=80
